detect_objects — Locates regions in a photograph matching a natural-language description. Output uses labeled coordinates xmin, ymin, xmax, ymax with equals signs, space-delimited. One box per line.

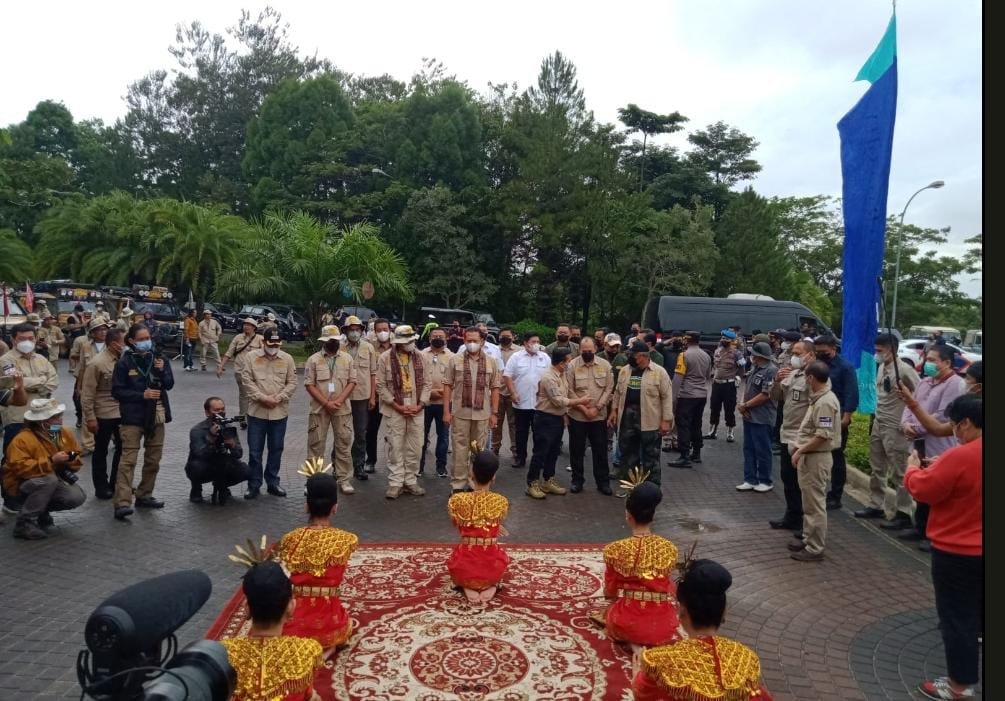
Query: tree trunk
xmin=639 ymin=132 xmax=648 ymax=193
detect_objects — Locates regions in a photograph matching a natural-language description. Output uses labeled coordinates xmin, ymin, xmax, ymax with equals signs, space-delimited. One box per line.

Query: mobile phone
xmin=67 ymin=451 xmax=80 ymax=461
xmin=913 ymin=439 xmax=927 ymax=467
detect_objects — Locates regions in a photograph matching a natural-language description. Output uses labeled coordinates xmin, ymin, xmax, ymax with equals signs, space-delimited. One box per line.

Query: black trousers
xmin=185 ymin=457 xmax=250 ymax=490
xmin=365 ymin=404 xmax=383 ymax=466
xmin=826 ymin=425 xmax=850 ymax=502
xmin=350 ymin=399 xmax=369 ymax=470
xmin=527 ymin=412 xmax=563 ymax=484
xmin=772 ymin=401 xmax=784 ymax=445
xmin=708 ymin=381 xmax=737 ymax=428
xmin=91 ymin=418 xmax=122 ymax=491
xmin=931 ymin=548 xmax=983 ymax=685
xmin=779 ymin=443 xmax=803 ymax=524
xmin=568 ymin=418 xmax=609 ymax=487
xmin=73 ymin=390 xmax=82 ymax=423
xmin=513 ymin=408 xmax=535 ymax=464
xmin=675 ymin=397 xmax=706 ymax=457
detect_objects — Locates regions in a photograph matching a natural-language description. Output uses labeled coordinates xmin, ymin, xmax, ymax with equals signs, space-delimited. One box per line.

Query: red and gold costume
xmin=221 ymin=635 xmax=323 ymax=701
xmin=446 ymin=490 xmax=510 ymax=591
xmin=632 ymin=635 xmax=772 ymax=701
xmin=276 ymin=525 xmax=359 ymax=648
xmin=602 ymin=534 xmax=680 ymax=647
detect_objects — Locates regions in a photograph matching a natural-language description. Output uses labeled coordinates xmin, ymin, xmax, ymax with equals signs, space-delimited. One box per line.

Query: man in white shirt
xmin=503 ymin=331 xmax=550 ymax=469
xmin=476 ymin=322 xmax=503 ymax=370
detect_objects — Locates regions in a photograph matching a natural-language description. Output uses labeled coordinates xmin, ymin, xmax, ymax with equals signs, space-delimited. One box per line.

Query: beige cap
xmin=391 ymin=325 xmax=419 ymax=344
xmin=344 ymin=315 xmax=363 ymax=328
xmin=317 ymin=325 xmax=343 ymax=342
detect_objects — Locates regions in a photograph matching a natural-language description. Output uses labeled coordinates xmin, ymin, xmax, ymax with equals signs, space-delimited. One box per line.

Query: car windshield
xmin=3 ymin=298 xmax=27 ymax=315
xmin=136 ymin=302 xmax=176 ymax=317
xmin=56 ymin=300 xmax=94 ymax=314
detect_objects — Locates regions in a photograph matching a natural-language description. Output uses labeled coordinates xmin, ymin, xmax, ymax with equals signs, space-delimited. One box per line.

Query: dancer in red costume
xmin=276 ymin=459 xmax=359 ymax=653
xmin=447 ymin=444 xmax=510 ymax=603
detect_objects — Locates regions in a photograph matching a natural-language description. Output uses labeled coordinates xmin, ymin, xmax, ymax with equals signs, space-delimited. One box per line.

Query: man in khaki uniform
xmin=218 ymin=318 xmax=264 ymax=424
xmin=80 ymin=326 xmax=125 ymax=500
xmin=768 ymin=340 xmax=816 ymax=532
xmin=259 ymin=312 xmax=278 ymax=335
xmin=442 ymin=327 xmax=501 ymax=493
xmin=240 ymin=328 xmax=298 ymax=498
xmin=377 ymin=325 xmax=431 ymax=499
xmin=36 ymin=315 xmax=65 ymax=365
xmin=0 ymin=323 xmax=59 ymax=455
xmin=566 ymin=337 xmax=613 ymax=495
xmin=304 ymin=326 xmax=358 ymax=494
xmin=492 ymin=328 xmax=519 ymax=456
xmin=70 ymin=320 xmax=109 ymax=453
xmin=116 ymin=307 xmax=135 ymax=333
xmin=419 ymin=326 xmax=453 ymax=477
xmin=342 ymin=315 xmax=377 ymax=481
xmin=92 ymin=301 xmax=111 ymax=325
xmin=198 ymin=310 xmax=223 ymax=372
xmin=789 ymin=360 xmax=841 ymax=562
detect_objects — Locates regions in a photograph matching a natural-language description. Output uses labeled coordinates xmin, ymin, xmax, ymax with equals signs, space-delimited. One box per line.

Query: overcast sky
xmin=3 ymin=0 xmax=982 ymax=296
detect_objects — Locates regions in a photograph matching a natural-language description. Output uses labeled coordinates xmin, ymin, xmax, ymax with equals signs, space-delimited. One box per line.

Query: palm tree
xmin=0 ymin=228 xmax=32 ymax=283
xmin=216 ymin=211 xmax=412 ymax=331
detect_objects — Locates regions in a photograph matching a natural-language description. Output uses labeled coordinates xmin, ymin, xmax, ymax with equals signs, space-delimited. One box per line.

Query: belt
xmin=293 ymin=585 xmax=340 ymax=597
xmin=460 ymin=537 xmax=497 ymax=546
xmin=714 ymin=379 xmax=736 ymax=384
xmin=617 ymin=589 xmax=670 ymax=602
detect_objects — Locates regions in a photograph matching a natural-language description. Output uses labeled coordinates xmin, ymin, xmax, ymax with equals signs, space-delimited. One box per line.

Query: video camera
xmin=77 ymin=570 xmax=235 ymax=701
xmin=211 ymin=413 xmax=245 ymax=428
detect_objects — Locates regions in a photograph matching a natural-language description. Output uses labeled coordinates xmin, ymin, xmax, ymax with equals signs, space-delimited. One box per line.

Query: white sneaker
xmin=565 ymin=465 xmax=572 ymax=472
xmin=735 ymin=482 xmax=756 ymax=491
xmin=753 ymin=483 xmax=774 ymax=493
xmin=340 ymin=482 xmax=355 ymax=494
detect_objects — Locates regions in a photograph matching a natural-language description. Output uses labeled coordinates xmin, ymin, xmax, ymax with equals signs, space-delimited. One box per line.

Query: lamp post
xmin=889 ymin=180 xmax=944 ymax=330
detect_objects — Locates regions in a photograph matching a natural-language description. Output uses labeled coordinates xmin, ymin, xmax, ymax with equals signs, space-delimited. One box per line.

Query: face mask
xmin=818 ymin=350 xmax=833 ymax=361
xmin=790 ymin=355 xmax=805 ymax=369
xmin=527 ymin=342 xmax=540 ymax=354
xmin=781 ymin=342 xmax=792 ymax=350
xmin=500 ymin=337 xmax=512 ymax=346
xmin=606 ymin=348 xmax=618 ymax=356
xmin=721 ymin=339 xmax=730 ymax=346
xmin=264 ymin=345 xmax=279 ymax=356
xmin=94 ymin=342 xmax=106 ymax=353
xmin=627 ymin=355 xmax=639 ymax=368
xmin=401 ymin=342 xmax=415 ymax=353
xmin=431 ymin=338 xmax=446 ymax=348
xmin=377 ymin=331 xmax=390 ymax=343
xmin=570 ymin=336 xmax=581 ymax=344
xmin=48 ymin=423 xmax=63 ymax=433
xmin=466 ymin=341 xmax=481 ymax=354
xmin=16 ymin=340 xmax=34 ymax=354
xmin=923 ymin=361 xmax=938 ymax=378
xmin=347 ymin=330 xmax=361 ymax=343
xmin=557 ymin=334 xmax=570 ymax=343
xmin=581 ymin=351 xmax=595 ymax=363
xmin=324 ymin=341 xmax=340 ymax=354
xmin=873 ymin=351 xmax=887 ymax=364
xmin=134 ymin=340 xmax=153 ymax=353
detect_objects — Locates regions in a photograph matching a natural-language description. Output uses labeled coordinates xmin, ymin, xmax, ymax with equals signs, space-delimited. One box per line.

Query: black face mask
xmin=570 ymin=335 xmax=581 ymax=344
xmin=627 ymin=354 xmax=639 ymax=368
xmin=500 ymin=337 xmax=512 ymax=346
xmin=431 ymin=338 xmax=446 ymax=348
xmin=581 ymin=351 xmax=595 ymax=363
xmin=325 ymin=341 xmax=340 ymax=353
xmin=557 ymin=334 xmax=570 ymax=343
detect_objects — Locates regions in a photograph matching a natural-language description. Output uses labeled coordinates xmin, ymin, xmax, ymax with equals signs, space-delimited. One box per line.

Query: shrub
xmin=511 ymin=319 xmax=555 ymax=345
xmin=845 ymin=412 xmax=872 ymax=474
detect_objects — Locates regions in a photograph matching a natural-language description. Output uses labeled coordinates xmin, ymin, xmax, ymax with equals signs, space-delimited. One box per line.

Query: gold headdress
xmin=618 ymin=466 xmax=651 ymax=493
xmin=674 ymin=540 xmax=700 ymax=582
xmin=297 ymin=457 xmax=333 ymax=477
xmin=470 ymin=440 xmax=483 ymax=454
xmin=229 ymin=535 xmax=272 ymax=569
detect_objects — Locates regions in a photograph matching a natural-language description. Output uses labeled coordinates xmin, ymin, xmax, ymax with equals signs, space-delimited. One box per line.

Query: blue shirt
xmin=826 ymin=353 xmax=859 ymax=415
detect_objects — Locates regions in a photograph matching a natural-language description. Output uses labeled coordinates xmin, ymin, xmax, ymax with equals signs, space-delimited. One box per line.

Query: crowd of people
xmin=0 ymin=312 xmax=982 ymax=700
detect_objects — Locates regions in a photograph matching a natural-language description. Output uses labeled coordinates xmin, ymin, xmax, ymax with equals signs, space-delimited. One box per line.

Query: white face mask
xmin=466 ymin=341 xmax=481 ymax=354
xmin=16 ymin=340 xmax=34 ymax=355
xmin=781 ymin=342 xmax=792 ymax=350
xmin=401 ymin=342 xmax=415 ymax=353
xmin=527 ymin=342 xmax=540 ymax=354
xmin=874 ymin=351 xmax=888 ymax=364
xmin=347 ymin=330 xmax=361 ymax=343
xmin=264 ymin=345 xmax=279 ymax=356
xmin=377 ymin=331 xmax=390 ymax=343
xmin=790 ymin=355 xmax=805 ymax=369
xmin=94 ymin=342 xmax=106 ymax=353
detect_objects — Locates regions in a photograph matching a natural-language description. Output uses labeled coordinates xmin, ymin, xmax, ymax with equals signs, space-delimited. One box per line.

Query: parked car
xmin=238 ymin=304 xmax=307 ymax=341
xmin=898 ymin=339 xmax=981 ymax=374
xmin=185 ymin=301 xmax=239 ymax=331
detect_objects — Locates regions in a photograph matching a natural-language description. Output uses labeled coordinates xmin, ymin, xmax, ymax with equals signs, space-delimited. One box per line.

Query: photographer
xmin=111 ymin=323 xmax=174 ymax=521
xmin=3 ymin=399 xmax=86 ymax=540
xmin=184 ymin=397 xmax=249 ymax=505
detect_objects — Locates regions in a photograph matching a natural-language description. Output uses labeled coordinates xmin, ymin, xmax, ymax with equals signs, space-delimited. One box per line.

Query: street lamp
xmin=889 ymin=180 xmax=944 ymax=330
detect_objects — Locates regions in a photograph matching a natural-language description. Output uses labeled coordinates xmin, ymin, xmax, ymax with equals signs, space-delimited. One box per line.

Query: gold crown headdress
xmin=470 ymin=440 xmax=483 ymax=455
xmin=618 ymin=466 xmax=651 ymax=493
xmin=673 ymin=540 xmax=700 ymax=582
xmin=298 ymin=457 xmax=333 ymax=477
xmin=228 ymin=535 xmax=272 ymax=569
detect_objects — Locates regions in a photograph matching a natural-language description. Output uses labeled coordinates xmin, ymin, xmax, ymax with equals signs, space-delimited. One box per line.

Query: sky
xmin=2 ymin=0 xmax=982 ymax=296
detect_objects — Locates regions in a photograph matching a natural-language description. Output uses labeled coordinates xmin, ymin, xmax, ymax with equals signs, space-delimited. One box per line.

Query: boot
xmin=13 ymin=518 xmax=47 ymax=540
xmin=36 ymin=512 xmax=56 ymax=534
xmin=690 ymin=449 xmax=702 ymax=464
xmin=668 ymin=455 xmax=692 ymax=468
xmin=726 ymin=427 xmax=735 ymax=442
xmin=703 ymin=425 xmax=718 ymax=440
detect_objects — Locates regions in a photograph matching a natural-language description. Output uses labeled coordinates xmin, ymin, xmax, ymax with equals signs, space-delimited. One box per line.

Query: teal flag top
xmin=855 ymin=15 xmax=897 ymax=83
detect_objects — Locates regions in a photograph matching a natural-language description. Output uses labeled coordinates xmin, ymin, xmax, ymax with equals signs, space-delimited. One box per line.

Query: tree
xmin=0 ymin=228 xmax=32 ymax=283
xmin=617 ymin=104 xmax=688 ymax=192
xmin=712 ymin=188 xmax=794 ymax=299
xmin=687 ymin=121 xmax=761 ymax=186
xmin=527 ymin=51 xmax=589 ymax=126
xmin=216 ymin=211 xmax=411 ymax=332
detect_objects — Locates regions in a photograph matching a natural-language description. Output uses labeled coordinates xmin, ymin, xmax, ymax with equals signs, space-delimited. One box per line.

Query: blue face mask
xmin=48 ymin=424 xmax=62 ymax=433
xmin=923 ymin=361 xmax=939 ymax=378
xmin=135 ymin=340 xmax=153 ymax=353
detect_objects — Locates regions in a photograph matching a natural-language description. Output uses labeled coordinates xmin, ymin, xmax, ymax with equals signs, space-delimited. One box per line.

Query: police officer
xmin=304 ymin=325 xmax=358 ymax=494
xmin=704 ymin=329 xmax=745 ymax=443
xmin=669 ymin=331 xmax=711 ymax=468
xmin=788 ymin=361 xmax=841 ymax=562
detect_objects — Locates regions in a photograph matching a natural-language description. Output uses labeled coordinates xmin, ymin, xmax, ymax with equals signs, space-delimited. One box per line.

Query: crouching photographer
xmin=3 ymin=398 xmax=86 ymax=540
xmin=185 ymin=397 xmax=249 ymax=505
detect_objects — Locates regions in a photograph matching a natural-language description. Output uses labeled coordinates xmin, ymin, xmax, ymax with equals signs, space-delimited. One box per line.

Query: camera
xmin=211 ymin=413 xmax=245 ymax=427
xmin=57 ymin=451 xmax=81 ymax=484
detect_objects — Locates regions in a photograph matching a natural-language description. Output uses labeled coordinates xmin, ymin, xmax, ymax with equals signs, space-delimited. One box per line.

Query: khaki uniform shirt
xmin=444 ymin=351 xmax=502 ymax=420
xmin=566 ymin=356 xmax=613 ymax=421
xmin=198 ymin=319 xmax=222 ymax=344
xmin=69 ymin=335 xmax=93 ymax=377
xmin=421 ymin=347 xmax=454 ymax=403
xmin=0 ymin=340 xmax=8 ymax=355
xmin=304 ymin=350 xmax=357 ymax=416
xmin=772 ymin=368 xmax=810 ymax=446
xmin=240 ymin=350 xmax=299 ymax=420
xmin=796 ymin=383 xmax=841 ymax=451
xmin=36 ymin=326 xmax=64 ymax=362
xmin=499 ymin=346 xmax=518 ymax=396
xmin=115 ymin=317 xmax=132 ymax=332
xmin=225 ymin=333 xmax=264 ymax=373
xmin=712 ymin=344 xmax=744 ymax=382
xmin=377 ymin=349 xmax=432 ymax=417
xmin=344 ymin=341 xmax=378 ymax=401
xmin=535 ymin=365 xmax=575 ymax=417
xmin=259 ymin=321 xmax=278 ymax=335
xmin=92 ymin=311 xmax=111 ymax=325
xmin=545 ymin=340 xmax=580 ymax=359
xmin=0 ymin=350 xmax=58 ymax=425
xmin=80 ymin=349 xmax=121 ymax=421
xmin=613 ymin=363 xmax=674 ymax=432
xmin=875 ymin=359 xmax=919 ymax=427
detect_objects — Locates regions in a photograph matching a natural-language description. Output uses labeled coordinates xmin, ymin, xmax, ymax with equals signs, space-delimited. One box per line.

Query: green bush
xmin=845 ymin=412 xmax=872 ymax=474
xmin=511 ymin=319 xmax=555 ymax=345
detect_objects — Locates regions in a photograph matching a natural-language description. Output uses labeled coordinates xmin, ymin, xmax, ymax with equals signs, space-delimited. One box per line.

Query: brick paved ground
xmin=0 ymin=360 xmax=966 ymax=699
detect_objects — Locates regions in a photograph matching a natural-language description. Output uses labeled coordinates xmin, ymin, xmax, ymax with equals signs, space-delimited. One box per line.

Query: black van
xmin=644 ymin=296 xmax=834 ymax=350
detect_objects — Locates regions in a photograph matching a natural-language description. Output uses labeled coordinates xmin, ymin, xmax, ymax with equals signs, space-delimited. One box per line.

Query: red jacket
xmin=904 ymin=437 xmax=982 ymax=556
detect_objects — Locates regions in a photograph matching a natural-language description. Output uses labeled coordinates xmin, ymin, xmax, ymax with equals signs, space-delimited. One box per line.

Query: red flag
xmin=24 ymin=282 xmax=34 ymax=313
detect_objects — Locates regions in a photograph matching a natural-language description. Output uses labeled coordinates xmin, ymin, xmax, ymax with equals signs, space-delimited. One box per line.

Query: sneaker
xmin=36 ymin=512 xmax=56 ymax=534
xmin=364 ymin=463 xmax=376 ymax=474
xmin=403 ymin=484 xmax=426 ymax=496
xmin=135 ymin=496 xmax=165 ymax=509
xmin=436 ymin=467 xmax=448 ymax=478
xmin=735 ymin=482 xmax=756 ymax=491
xmin=12 ymin=520 xmax=47 ymax=540
xmin=385 ymin=486 xmax=402 ymax=499
xmin=340 ymin=481 xmax=355 ymax=495
xmin=526 ymin=481 xmax=547 ymax=499
xmin=790 ymin=549 xmax=825 ymax=562
xmin=753 ymin=483 xmax=774 ymax=493
xmin=702 ymin=428 xmax=718 ymax=440
xmin=541 ymin=477 xmax=567 ymax=495
xmin=565 ymin=465 xmax=572 ymax=472
xmin=726 ymin=428 xmax=735 ymax=443
xmin=918 ymin=678 xmax=975 ymax=700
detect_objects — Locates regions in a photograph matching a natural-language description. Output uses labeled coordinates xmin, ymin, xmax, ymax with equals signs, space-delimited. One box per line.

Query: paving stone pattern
xmin=0 ymin=360 xmax=954 ymax=699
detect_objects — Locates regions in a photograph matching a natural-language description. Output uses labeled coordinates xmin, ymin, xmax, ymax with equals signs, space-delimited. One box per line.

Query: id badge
xmin=328 ymin=382 xmax=336 ymax=393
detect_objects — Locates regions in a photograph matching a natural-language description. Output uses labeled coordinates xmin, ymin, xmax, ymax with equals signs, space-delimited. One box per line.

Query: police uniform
xmin=304 ymin=346 xmax=357 ymax=490
xmin=794 ymin=382 xmax=841 ymax=556
xmin=566 ymin=354 xmax=613 ymax=489
xmin=706 ymin=334 xmax=745 ymax=438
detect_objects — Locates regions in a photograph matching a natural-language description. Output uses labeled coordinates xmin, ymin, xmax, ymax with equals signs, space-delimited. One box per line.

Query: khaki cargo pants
xmin=115 ymin=423 xmax=165 ymax=507
xmin=868 ymin=421 xmax=914 ymax=518
xmin=450 ymin=417 xmax=488 ymax=491
xmin=308 ymin=411 xmax=353 ymax=484
xmin=385 ymin=411 xmax=423 ymax=489
xmin=798 ymin=451 xmax=833 ymax=555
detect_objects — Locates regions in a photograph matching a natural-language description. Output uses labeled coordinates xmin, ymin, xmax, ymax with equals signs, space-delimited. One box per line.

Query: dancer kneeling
xmin=597 ymin=471 xmax=681 ymax=648
xmin=275 ymin=459 xmax=359 ymax=653
xmin=632 ymin=559 xmax=772 ymax=700
xmin=222 ymin=558 xmax=324 ymax=701
xmin=447 ymin=444 xmax=510 ymax=603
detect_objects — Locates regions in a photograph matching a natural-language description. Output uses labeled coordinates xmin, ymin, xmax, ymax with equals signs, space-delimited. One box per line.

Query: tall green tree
xmin=0 ymin=228 xmax=33 ymax=283
xmin=617 ymin=104 xmax=688 ymax=192
xmin=687 ymin=121 xmax=761 ymax=186
xmin=712 ymin=188 xmax=794 ymax=299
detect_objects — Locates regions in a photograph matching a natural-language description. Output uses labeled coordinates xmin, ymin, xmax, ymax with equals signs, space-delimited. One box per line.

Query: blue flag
xmin=838 ymin=15 xmax=897 ymax=415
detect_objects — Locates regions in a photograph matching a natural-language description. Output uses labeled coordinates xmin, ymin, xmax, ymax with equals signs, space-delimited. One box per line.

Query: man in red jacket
xmin=904 ymin=394 xmax=982 ymax=701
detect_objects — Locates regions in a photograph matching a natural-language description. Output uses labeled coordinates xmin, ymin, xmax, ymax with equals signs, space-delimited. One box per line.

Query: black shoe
xmin=244 ymin=488 xmax=260 ymax=500
xmin=598 ymin=484 xmax=613 ymax=496
xmin=825 ymin=499 xmax=842 ymax=511
xmin=854 ymin=507 xmax=885 ymax=519
xmin=135 ymin=497 xmax=164 ymax=509
xmin=769 ymin=518 xmax=801 ymax=530
xmin=703 ymin=429 xmax=718 ymax=440
xmin=189 ymin=487 xmax=204 ymax=504
xmin=792 ymin=530 xmax=804 ymax=540
xmin=364 ymin=463 xmax=376 ymax=474
xmin=436 ymin=468 xmax=448 ymax=478
xmin=690 ymin=452 xmax=702 ymax=464
xmin=668 ymin=457 xmax=692 ymax=468
xmin=660 ymin=443 xmax=673 ymax=453
xmin=570 ymin=483 xmax=583 ymax=493
xmin=36 ymin=512 xmax=56 ymax=534
xmin=354 ymin=468 xmax=369 ymax=481
xmin=267 ymin=485 xmax=287 ymax=497
xmin=76 ymin=419 xmax=82 ymax=428
xmin=215 ymin=487 xmax=232 ymax=506
xmin=917 ymin=539 xmax=932 ymax=552
xmin=13 ymin=520 xmax=47 ymax=540
xmin=511 ymin=460 xmax=525 ymax=469
xmin=787 ymin=541 xmax=806 ymax=552
xmin=114 ymin=506 xmax=134 ymax=520
xmin=898 ymin=530 xmax=924 ymax=541
xmin=880 ymin=514 xmax=914 ymax=530
xmin=95 ymin=487 xmax=114 ymax=500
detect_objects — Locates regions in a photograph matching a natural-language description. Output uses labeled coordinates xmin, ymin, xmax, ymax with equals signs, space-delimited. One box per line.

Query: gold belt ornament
xmin=460 ymin=537 xmax=497 ymax=546
xmin=293 ymin=585 xmax=340 ymax=597
xmin=617 ymin=589 xmax=670 ymax=602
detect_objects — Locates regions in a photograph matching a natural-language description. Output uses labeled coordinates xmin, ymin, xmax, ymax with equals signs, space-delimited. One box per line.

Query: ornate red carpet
xmin=208 ymin=544 xmax=636 ymax=700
